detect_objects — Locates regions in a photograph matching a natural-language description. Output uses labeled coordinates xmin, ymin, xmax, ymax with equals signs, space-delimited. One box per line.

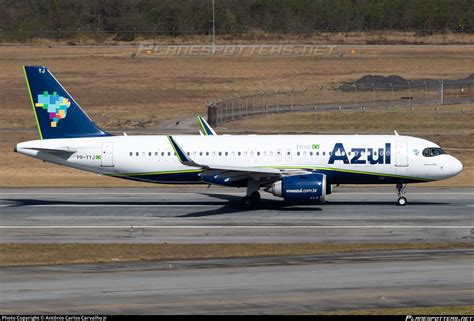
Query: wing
xmin=167 ymin=135 xmax=292 ymax=185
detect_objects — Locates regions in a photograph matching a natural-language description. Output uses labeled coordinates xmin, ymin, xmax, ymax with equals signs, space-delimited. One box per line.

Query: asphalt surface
xmin=0 ymin=186 xmax=473 ymax=243
xmin=1 ymin=249 xmax=472 ymax=314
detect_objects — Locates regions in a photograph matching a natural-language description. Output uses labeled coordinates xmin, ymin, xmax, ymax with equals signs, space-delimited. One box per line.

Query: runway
xmin=1 ymin=249 xmax=472 ymax=314
xmin=0 ymin=186 xmax=473 ymax=243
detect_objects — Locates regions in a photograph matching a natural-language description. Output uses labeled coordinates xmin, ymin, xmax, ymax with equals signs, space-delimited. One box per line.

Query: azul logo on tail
xmin=35 ymin=91 xmax=71 ymax=127
xmin=24 ymin=66 xmax=111 ymax=139
xmin=329 ymin=143 xmax=391 ymax=164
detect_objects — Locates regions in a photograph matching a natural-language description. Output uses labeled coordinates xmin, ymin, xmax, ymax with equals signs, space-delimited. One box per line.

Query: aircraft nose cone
xmin=451 ymin=157 xmax=463 ymax=176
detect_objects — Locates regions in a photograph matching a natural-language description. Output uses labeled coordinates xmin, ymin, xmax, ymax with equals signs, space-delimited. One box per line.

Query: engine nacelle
xmin=267 ymin=173 xmax=327 ymax=203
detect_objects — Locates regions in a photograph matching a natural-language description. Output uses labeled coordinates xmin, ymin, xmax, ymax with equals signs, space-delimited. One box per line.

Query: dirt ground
xmin=1 ymin=242 xmax=470 ymax=267
xmin=0 ymin=45 xmax=473 ymax=187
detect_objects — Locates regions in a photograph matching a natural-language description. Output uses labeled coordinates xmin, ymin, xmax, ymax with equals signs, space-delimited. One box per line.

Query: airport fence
xmin=206 ymin=80 xmax=474 ymax=134
xmin=1 ymin=29 xmax=473 ymax=46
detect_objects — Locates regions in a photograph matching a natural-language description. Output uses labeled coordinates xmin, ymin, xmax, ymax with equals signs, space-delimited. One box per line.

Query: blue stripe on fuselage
xmin=111 ymin=168 xmax=428 ymax=185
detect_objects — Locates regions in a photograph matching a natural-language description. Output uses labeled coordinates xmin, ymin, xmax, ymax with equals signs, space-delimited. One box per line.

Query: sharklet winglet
xmin=167 ymin=135 xmax=201 ymax=168
xmin=198 ymin=115 xmax=217 ymax=136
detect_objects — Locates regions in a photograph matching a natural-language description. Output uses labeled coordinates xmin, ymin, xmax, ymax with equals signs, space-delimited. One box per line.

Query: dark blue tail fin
xmin=23 ymin=66 xmax=111 ymax=139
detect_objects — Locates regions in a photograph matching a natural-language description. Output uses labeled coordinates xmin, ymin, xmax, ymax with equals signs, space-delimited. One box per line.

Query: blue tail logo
xmin=35 ymin=91 xmax=71 ymax=127
xmin=24 ymin=66 xmax=111 ymax=139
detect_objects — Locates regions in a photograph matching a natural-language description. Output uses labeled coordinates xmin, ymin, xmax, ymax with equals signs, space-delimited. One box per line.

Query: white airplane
xmin=16 ymin=66 xmax=463 ymax=208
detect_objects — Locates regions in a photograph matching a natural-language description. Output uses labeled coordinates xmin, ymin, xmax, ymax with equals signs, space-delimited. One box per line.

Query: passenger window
xmin=136 ymin=152 xmax=139 ymax=156
xmin=129 ymin=152 xmax=132 ymax=156
xmin=148 ymin=152 xmax=152 ymax=156
xmin=161 ymin=152 xmax=164 ymax=156
xmin=219 ymin=152 xmax=222 ymax=156
xmin=238 ymin=152 xmax=241 ymax=156
xmin=206 ymin=152 xmax=209 ymax=156
xmin=168 ymin=152 xmax=171 ymax=156
xmin=297 ymin=152 xmax=300 ymax=156
xmin=200 ymin=152 xmax=203 ymax=156
xmin=155 ymin=152 xmax=158 ymax=156
xmin=225 ymin=152 xmax=228 ymax=156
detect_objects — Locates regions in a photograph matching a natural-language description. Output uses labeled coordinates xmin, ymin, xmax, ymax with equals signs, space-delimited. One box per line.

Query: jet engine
xmin=266 ymin=173 xmax=327 ymax=203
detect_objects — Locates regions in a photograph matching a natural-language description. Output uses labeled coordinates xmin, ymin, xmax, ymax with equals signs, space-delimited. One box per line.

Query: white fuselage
xmin=16 ymin=134 xmax=463 ymax=185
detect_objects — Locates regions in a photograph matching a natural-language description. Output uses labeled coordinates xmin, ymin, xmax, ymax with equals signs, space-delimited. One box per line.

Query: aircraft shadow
xmin=2 ymin=199 xmax=226 ymax=207
xmin=2 ymin=196 xmax=450 ymax=218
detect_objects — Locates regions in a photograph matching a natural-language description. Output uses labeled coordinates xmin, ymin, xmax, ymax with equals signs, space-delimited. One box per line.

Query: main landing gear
xmin=241 ymin=179 xmax=261 ymax=210
xmin=241 ymin=191 xmax=261 ymax=209
xmin=396 ymin=183 xmax=407 ymax=206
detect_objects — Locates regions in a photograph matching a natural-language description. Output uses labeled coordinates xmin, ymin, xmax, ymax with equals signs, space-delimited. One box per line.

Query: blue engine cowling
xmin=267 ymin=173 xmax=326 ymax=203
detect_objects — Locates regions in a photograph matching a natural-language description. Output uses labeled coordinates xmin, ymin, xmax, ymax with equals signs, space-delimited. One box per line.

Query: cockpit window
xmin=422 ymin=147 xmax=446 ymax=157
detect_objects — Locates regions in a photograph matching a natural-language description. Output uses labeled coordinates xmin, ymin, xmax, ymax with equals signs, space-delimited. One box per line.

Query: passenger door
xmin=276 ymin=149 xmax=282 ymax=162
xmin=395 ymin=141 xmax=408 ymax=167
xmin=101 ymin=142 xmax=114 ymax=167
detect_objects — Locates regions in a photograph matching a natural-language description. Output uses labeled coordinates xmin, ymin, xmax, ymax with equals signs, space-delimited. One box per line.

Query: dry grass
xmin=313 ymin=305 xmax=474 ymax=315
xmin=1 ymin=242 xmax=471 ymax=267
xmin=4 ymin=30 xmax=474 ymax=46
xmin=224 ymin=104 xmax=474 ymax=134
xmin=1 ymin=45 xmax=473 ymax=187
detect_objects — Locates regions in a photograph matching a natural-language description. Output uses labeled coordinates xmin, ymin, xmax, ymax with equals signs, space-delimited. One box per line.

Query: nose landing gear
xmin=396 ymin=183 xmax=407 ymax=206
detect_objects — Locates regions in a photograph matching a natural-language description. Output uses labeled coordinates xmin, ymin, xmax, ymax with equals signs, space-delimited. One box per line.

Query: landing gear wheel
xmin=250 ymin=191 xmax=261 ymax=202
xmin=397 ymin=196 xmax=407 ymax=206
xmin=396 ymin=183 xmax=408 ymax=206
xmin=241 ymin=196 xmax=254 ymax=210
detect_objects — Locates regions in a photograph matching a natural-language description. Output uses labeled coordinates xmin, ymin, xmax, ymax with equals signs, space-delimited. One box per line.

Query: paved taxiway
xmin=1 ymin=249 xmax=472 ymax=314
xmin=0 ymin=186 xmax=472 ymax=243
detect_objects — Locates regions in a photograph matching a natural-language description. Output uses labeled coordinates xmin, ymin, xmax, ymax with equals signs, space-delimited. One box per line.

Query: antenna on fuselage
xmin=394 ymin=130 xmax=399 ymax=136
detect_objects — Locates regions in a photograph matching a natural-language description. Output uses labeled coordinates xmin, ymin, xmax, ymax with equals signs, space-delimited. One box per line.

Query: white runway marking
xmin=0 ymin=192 xmax=244 ymax=196
xmin=22 ymin=204 xmax=212 ymax=208
xmin=0 ymin=225 xmax=471 ymax=229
